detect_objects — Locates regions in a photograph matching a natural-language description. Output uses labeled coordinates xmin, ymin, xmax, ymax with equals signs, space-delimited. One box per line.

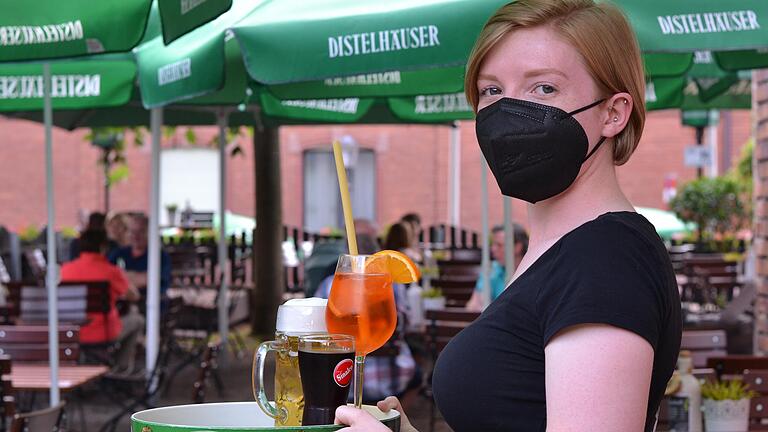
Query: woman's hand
xmin=334 ymin=396 xmax=418 ymax=432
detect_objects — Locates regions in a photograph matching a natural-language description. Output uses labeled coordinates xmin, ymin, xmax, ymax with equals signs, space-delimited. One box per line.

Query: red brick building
xmin=0 ymin=109 xmax=752 ymax=235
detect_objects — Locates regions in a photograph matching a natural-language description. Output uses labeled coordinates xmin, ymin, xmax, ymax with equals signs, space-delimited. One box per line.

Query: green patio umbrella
xmin=0 ymin=0 xmax=230 ymax=406
xmin=616 ymin=0 xmax=768 ymax=76
xmin=158 ymin=0 xmax=232 ymax=44
xmin=636 ymin=206 xmax=696 ymax=240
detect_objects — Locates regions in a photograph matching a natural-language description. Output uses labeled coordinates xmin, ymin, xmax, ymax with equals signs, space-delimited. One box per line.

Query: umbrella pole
xmin=43 ymin=62 xmax=60 ymax=406
xmin=480 ymin=157 xmax=491 ymax=309
xmin=449 ymin=121 xmax=461 ymax=227
xmin=217 ymin=111 xmax=229 ymax=361
xmin=503 ymin=197 xmax=515 ymax=286
xmin=146 ymin=107 xmax=163 ymax=390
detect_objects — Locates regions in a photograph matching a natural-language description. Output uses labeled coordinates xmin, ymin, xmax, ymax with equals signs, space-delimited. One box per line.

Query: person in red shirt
xmin=61 ymin=229 xmax=143 ymax=372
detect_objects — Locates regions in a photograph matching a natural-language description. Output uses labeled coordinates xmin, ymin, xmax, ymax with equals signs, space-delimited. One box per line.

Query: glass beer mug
xmin=252 ymin=298 xmax=328 ymax=426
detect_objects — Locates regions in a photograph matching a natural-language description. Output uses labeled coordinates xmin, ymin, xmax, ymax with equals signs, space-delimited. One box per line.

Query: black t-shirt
xmin=432 ymin=212 xmax=682 ymax=432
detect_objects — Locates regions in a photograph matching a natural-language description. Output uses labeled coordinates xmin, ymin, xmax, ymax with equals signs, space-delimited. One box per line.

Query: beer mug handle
xmin=252 ymin=341 xmax=287 ymax=422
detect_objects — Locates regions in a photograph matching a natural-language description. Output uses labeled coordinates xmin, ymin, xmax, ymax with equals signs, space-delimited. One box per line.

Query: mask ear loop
xmin=584 ymin=136 xmax=607 ymax=161
xmin=565 ymin=98 xmax=609 ymax=162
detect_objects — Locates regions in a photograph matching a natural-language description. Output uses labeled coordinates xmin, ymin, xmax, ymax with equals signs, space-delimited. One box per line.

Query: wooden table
xmin=6 ymin=364 xmax=108 ymax=392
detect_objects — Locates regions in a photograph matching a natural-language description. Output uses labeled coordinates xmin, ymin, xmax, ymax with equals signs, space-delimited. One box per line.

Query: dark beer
xmin=298 ymin=349 xmax=355 ymax=425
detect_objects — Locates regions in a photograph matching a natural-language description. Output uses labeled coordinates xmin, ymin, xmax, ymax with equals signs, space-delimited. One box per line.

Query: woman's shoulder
xmin=560 ymin=211 xmax=663 ymax=256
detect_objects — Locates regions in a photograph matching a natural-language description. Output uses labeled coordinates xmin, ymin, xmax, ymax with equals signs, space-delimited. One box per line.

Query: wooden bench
xmin=0 ymin=325 xmax=80 ymax=363
xmin=431 ymin=279 xmax=475 ymax=308
xmin=681 ymin=330 xmax=728 ymax=368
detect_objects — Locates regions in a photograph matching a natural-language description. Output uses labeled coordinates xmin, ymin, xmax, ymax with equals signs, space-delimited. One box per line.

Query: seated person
xmin=109 ymin=214 xmax=171 ymax=299
xmin=60 ymin=229 xmax=144 ymax=372
xmin=465 ymin=223 xmax=529 ymax=311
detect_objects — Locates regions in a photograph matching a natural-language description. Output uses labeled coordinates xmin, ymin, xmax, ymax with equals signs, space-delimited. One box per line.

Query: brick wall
xmin=754 ymin=70 xmax=768 ymax=354
xmin=0 ymin=108 xmax=754 ymax=236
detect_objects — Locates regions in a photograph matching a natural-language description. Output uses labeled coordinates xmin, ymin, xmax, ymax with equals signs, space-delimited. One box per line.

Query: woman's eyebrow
xmin=477 ymin=73 xmax=501 ymax=82
xmin=523 ymin=68 xmax=568 ymax=79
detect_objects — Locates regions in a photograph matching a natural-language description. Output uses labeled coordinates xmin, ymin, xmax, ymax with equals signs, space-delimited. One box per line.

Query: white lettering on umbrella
xmin=157 ymin=58 xmax=192 ymax=86
xmin=181 ymin=0 xmax=208 ymax=15
xmin=414 ymin=92 xmax=471 ymax=114
xmin=328 ymin=25 xmax=440 ymax=59
xmin=657 ymin=10 xmax=760 ymax=35
xmin=0 ymin=74 xmax=100 ymax=99
xmin=281 ymin=98 xmax=360 ymax=114
xmin=645 ymin=82 xmax=658 ymax=103
xmin=323 ymin=71 xmax=402 ymax=87
xmin=0 ymin=21 xmax=84 ymax=46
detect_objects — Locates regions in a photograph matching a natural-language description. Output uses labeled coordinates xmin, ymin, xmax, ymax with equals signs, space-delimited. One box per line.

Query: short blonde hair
xmin=465 ymin=0 xmax=646 ymax=165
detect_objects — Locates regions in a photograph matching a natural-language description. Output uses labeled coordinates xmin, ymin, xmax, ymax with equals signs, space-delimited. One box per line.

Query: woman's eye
xmin=480 ymin=86 xmax=502 ymax=97
xmin=534 ymin=84 xmax=556 ymax=95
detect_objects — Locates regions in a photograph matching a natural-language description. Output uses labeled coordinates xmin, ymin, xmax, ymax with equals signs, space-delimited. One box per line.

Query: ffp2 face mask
xmin=475 ymin=97 xmax=606 ymax=203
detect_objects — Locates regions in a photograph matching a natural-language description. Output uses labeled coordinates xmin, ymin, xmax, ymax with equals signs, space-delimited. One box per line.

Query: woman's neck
xmin=526 ymin=152 xmax=634 ymax=250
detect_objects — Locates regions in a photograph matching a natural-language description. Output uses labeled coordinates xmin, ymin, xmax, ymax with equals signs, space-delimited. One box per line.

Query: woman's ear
xmin=601 ymin=93 xmax=632 ymax=139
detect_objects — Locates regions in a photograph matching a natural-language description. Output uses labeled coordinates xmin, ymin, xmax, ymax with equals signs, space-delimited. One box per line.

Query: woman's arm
xmin=545 ymin=324 xmax=653 ymax=432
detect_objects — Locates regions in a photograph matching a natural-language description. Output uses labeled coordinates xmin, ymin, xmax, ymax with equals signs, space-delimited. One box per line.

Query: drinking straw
xmin=332 ymin=140 xmax=358 ymax=255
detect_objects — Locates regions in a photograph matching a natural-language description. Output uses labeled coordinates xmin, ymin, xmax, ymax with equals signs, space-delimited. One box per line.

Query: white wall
xmin=160 ymin=148 xmax=220 ymax=225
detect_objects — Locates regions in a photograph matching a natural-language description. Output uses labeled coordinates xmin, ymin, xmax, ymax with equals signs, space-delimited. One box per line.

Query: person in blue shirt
xmin=108 ymin=214 xmax=171 ymax=298
xmin=465 ymin=223 xmax=528 ymax=311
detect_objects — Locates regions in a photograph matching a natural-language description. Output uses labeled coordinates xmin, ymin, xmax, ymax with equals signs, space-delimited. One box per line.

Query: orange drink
xmin=326 ymin=272 xmax=396 ymax=356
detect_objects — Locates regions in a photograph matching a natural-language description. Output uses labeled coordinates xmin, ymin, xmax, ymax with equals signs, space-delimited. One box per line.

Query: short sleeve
xmin=537 ymin=218 xmax=668 ymax=351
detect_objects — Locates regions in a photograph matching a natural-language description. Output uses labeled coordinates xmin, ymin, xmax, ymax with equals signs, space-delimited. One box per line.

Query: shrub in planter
xmin=422 ymin=287 xmax=445 ymax=310
xmin=701 ymin=379 xmax=756 ymax=432
xmin=670 ymin=176 xmax=746 ymax=252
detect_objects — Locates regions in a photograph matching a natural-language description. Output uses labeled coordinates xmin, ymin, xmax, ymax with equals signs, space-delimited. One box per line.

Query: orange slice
xmin=369 ymin=250 xmax=421 ymax=284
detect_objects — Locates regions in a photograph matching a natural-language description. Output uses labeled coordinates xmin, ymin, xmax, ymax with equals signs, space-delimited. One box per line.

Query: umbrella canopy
xmin=617 ymin=0 xmax=768 ymax=75
xmin=158 ymin=0 xmax=232 ymax=44
xmin=636 ymin=206 xmax=696 ymax=240
xmin=0 ymin=0 xmax=231 ymax=61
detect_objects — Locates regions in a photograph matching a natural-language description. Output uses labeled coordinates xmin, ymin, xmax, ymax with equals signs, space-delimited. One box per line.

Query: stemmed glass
xmin=325 ymin=254 xmax=397 ymax=408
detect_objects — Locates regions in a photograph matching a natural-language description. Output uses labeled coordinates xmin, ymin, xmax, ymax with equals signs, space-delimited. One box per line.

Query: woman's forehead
xmin=480 ymin=26 xmax=586 ymax=82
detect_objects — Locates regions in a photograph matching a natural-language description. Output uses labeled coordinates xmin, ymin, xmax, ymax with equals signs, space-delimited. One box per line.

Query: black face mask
xmin=475 ymin=97 xmax=607 ymax=203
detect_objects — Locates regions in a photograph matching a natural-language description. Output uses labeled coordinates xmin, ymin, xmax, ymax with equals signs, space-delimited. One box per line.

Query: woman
xmin=336 ymin=1 xmax=681 ymax=431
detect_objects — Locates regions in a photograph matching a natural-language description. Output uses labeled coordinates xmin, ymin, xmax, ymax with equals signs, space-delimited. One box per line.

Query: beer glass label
xmin=334 ymin=359 xmax=354 ymax=387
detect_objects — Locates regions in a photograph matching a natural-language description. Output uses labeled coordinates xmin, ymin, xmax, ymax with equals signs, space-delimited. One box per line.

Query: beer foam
xmin=276 ymin=297 xmax=328 ymax=334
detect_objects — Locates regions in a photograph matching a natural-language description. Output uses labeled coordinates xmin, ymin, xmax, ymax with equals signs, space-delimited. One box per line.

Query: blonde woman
xmin=336 ymin=1 xmax=681 ymax=431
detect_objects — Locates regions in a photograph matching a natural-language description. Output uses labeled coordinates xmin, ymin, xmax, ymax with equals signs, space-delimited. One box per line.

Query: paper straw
xmin=332 ymin=140 xmax=358 ymax=255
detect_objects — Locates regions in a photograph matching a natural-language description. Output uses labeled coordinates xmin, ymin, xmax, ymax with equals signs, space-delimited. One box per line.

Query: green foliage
xmin=185 ymin=128 xmax=197 ymax=145
xmin=701 ymin=379 xmax=757 ymax=401
xmin=421 ymin=287 xmax=444 ymax=298
xmin=107 ymin=164 xmax=130 ymax=186
xmin=165 ymin=203 xmax=178 ymax=212
xmin=669 ymin=176 xmax=746 ymax=242
xmin=18 ymin=225 xmax=40 ymax=242
xmin=60 ymin=226 xmax=79 ymax=239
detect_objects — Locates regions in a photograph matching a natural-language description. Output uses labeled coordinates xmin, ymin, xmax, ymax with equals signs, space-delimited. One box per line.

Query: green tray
xmin=132 ymin=402 xmax=400 ymax=432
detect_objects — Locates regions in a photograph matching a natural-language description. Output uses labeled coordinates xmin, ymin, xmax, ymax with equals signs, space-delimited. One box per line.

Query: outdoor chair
xmin=97 ymin=299 xmax=179 ymax=432
xmin=191 ymin=343 xmax=219 ymax=404
xmin=681 ymin=329 xmax=728 ymax=368
xmin=10 ymin=401 xmax=65 ymax=432
xmin=436 ymin=260 xmax=481 ymax=280
xmin=424 ymin=308 xmax=480 ymax=432
xmin=707 ymin=355 xmax=768 ymax=379
xmin=6 ymin=281 xmax=115 ymax=366
xmin=431 ymin=279 xmax=476 ymax=308
xmin=0 ymin=325 xmax=80 ymax=363
xmin=741 ymin=370 xmax=768 ymax=430
xmin=448 ymin=248 xmax=482 ymax=263
xmin=0 ymin=355 xmax=15 ymax=430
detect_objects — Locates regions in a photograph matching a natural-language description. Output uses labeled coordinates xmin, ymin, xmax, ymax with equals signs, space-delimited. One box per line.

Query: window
xmin=303 ymin=148 xmax=376 ymax=232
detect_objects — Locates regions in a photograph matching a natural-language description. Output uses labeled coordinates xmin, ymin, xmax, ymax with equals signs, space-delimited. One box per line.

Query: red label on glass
xmin=334 ymin=358 xmax=354 ymax=387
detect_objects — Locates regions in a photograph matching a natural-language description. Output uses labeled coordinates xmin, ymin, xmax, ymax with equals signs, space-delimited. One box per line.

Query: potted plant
xmin=701 ymin=379 xmax=756 ymax=431
xmin=421 ymin=287 xmax=445 ymax=311
xmin=165 ymin=203 xmax=178 ymax=226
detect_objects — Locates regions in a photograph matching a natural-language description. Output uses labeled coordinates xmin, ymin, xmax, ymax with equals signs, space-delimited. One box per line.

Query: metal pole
xmin=503 ymin=197 xmax=515 ymax=286
xmin=480 ymin=157 xmax=491 ymax=309
xmin=103 ymin=149 xmax=111 ymax=213
xmin=449 ymin=121 xmax=461 ymax=227
xmin=708 ymin=124 xmax=718 ymax=178
xmin=146 ymin=108 xmax=162 ymax=385
xmin=217 ymin=112 xmax=229 ymax=359
xmin=43 ymin=62 xmax=60 ymax=406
